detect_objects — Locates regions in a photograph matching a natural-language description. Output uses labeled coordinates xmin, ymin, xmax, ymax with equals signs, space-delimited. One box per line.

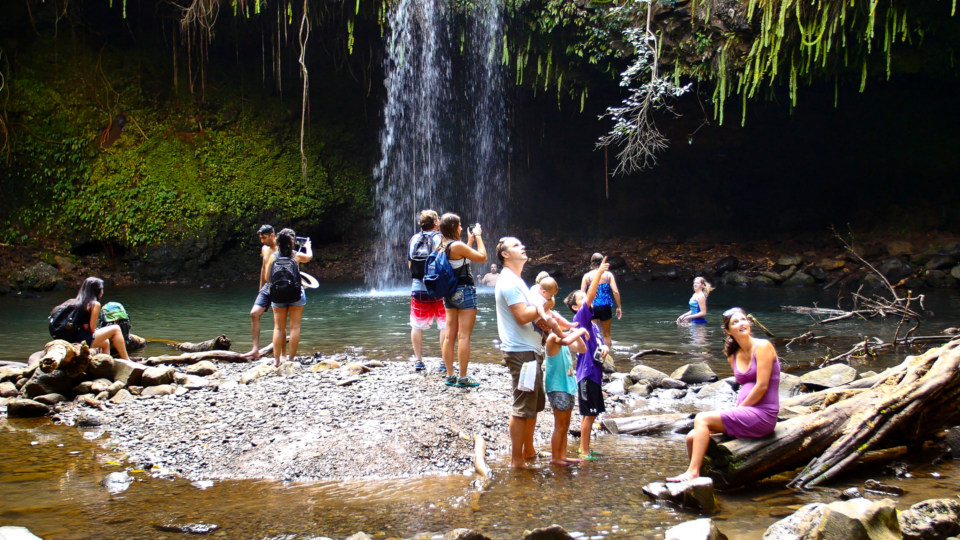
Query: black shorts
xmin=593 ymin=304 xmax=613 ymax=322
xmin=578 ymin=378 xmax=605 ymax=417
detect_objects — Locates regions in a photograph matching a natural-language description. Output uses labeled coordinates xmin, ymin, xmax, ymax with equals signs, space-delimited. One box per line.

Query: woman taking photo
xmin=676 ymin=276 xmax=713 ymax=324
xmin=268 ymin=228 xmax=310 ymax=366
xmin=667 ymin=307 xmax=780 ymax=482
xmin=438 ymin=213 xmax=486 ymax=387
xmin=51 ymin=277 xmax=129 ymax=360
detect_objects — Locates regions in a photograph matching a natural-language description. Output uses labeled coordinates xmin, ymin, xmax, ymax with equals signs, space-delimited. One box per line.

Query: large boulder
xmin=670 ymin=363 xmax=718 ymax=384
xmin=602 ymin=379 xmax=626 ymax=396
xmin=6 ymin=398 xmax=52 ymax=418
xmin=521 ymin=525 xmax=573 ymax=539
xmin=665 ymin=518 xmax=728 ymax=540
xmin=20 ymin=369 xmax=75 ymax=399
xmin=783 ymin=271 xmax=815 ymax=287
xmin=111 ymin=358 xmax=147 ymax=386
xmin=814 ymin=498 xmax=900 ymax=539
xmin=15 ymin=262 xmax=62 ymax=291
xmin=651 ymin=264 xmax=680 ymax=281
xmin=0 ymin=364 xmax=31 ymax=382
xmin=778 ymin=373 xmax=804 ymax=399
xmin=628 ymin=365 xmax=670 ymax=387
xmin=0 ymin=381 xmax=18 ymax=397
xmin=142 ymin=366 xmax=176 ymax=386
xmin=763 ymin=503 xmax=826 ymax=539
xmin=695 ymin=380 xmax=737 ymax=404
xmin=713 ymin=256 xmax=739 ymax=274
xmin=443 ymin=529 xmax=493 ymax=540
xmin=800 ymin=364 xmax=858 ymax=390
xmin=878 ymin=258 xmax=914 ymax=283
xmin=85 ymin=354 xmax=115 ymax=380
xmin=898 ymin=498 xmax=960 ymax=540
xmin=642 ymin=477 xmax=719 ymax=513
xmin=721 ymin=272 xmax=750 ymax=286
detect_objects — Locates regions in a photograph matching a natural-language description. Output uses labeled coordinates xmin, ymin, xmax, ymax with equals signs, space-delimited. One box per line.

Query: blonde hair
xmin=538 ymin=276 xmax=558 ymax=295
xmin=695 ymin=276 xmax=714 ymax=297
xmin=535 ymin=271 xmax=550 ymax=283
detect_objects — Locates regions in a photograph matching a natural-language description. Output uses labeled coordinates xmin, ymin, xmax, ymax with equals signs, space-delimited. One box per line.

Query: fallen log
xmin=145 ymin=343 xmax=272 ymax=365
xmin=704 ymin=338 xmax=960 ymax=489
xmin=172 ymin=335 xmax=232 ymax=352
xmin=630 ymin=348 xmax=678 ymax=360
xmin=602 ymin=413 xmax=692 ymax=435
xmin=40 ymin=340 xmax=91 ymax=377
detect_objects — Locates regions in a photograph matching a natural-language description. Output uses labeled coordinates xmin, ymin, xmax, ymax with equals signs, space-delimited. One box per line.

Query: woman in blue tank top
xmin=676 ymin=277 xmax=713 ymax=324
xmin=580 ymin=253 xmax=622 ymax=351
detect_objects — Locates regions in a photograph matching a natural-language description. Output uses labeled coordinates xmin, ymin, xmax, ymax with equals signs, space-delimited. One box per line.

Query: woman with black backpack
xmin=268 ymin=228 xmax=310 ymax=366
xmin=50 ymin=277 xmax=130 ymax=360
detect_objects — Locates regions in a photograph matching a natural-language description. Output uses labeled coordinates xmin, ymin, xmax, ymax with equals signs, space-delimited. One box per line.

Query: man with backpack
xmin=408 ymin=209 xmax=446 ymax=371
xmin=242 ymin=224 xmax=312 ymax=359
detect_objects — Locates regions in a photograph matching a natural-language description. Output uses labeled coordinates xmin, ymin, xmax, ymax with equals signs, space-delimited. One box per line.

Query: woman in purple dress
xmin=667 ymin=307 xmax=780 ymax=482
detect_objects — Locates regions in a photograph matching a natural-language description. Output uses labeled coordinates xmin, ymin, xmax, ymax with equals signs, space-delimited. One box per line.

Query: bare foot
xmin=563 ymin=457 xmax=582 ymax=464
xmin=274 ymin=356 xmax=285 ymax=367
xmin=666 ymin=471 xmax=698 ymax=482
xmin=549 ymin=459 xmax=570 ymax=466
xmin=240 ymin=348 xmax=261 ymax=360
xmin=510 ymin=460 xmax=527 ymax=469
xmin=523 ymin=451 xmax=540 ymax=460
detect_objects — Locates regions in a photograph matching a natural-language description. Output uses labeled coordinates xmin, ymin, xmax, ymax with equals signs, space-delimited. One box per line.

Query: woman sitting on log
xmin=53 ymin=277 xmax=130 ymax=360
xmin=667 ymin=307 xmax=780 ymax=482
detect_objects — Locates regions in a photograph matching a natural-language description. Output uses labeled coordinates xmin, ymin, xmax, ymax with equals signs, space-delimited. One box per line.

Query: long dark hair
xmin=722 ymin=307 xmax=747 ymax=357
xmin=52 ymin=277 xmax=103 ymax=314
xmin=277 ymin=228 xmax=295 ymax=258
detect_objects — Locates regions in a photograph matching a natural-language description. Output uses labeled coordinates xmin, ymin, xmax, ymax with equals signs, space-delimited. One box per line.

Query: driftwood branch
xmin=705 ymin=338 xmax=960 ymax=489
xmin=173 ymin=334 xmax=231 ymax=352
xmin=146 ymin=343 xmax=272 ymax=365
xmin=41 ymin=340 xmax=91 ymax=377
xmin=630 ymin=348 xmax=678 ymax=360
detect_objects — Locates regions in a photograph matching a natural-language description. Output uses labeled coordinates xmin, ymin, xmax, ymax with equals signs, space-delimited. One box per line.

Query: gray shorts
xmin=548 ymin=391 xmax=575 ymax=412
xmin=254 ymin=284 xmax=271 ymax=308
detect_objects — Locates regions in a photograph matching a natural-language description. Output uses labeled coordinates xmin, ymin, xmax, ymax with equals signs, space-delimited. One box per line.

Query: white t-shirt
xmin=494 ymin=267 xmax=543 ymax=354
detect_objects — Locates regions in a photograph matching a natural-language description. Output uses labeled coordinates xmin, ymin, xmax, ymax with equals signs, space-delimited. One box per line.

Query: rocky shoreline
xmin=4 ymin=231 xmax=960 ymax=293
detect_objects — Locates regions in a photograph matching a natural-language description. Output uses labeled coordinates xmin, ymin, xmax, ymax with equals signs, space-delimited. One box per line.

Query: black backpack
xmin=270 ymin=255 xmax=302 ymax=303
xmin=409 ymin=231 xmax=438 ymax=280
xmin=49 ymin=304 xmax=81 ymax=341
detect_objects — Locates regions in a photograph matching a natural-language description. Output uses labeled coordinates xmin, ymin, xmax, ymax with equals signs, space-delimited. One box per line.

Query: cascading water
xmin=370 ymin=0 xmax=507 ymax=290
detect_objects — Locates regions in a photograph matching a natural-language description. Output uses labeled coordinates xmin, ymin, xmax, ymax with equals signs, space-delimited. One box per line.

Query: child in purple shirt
xmin=562 ymin=256 xmax=611 ymax=461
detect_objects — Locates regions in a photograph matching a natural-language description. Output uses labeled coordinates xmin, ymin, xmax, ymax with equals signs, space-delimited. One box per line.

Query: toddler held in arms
xmin=530 ymin=273 xmax=576 ymax=341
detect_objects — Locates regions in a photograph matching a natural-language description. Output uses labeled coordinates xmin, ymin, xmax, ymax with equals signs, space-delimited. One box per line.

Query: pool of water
xmin=3 ymin=281 xmax=960 ymax=538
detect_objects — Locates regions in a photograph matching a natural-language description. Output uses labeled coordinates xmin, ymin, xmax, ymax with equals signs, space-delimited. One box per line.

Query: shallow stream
xmin=2 ymin=281 xmax=960 ymax=538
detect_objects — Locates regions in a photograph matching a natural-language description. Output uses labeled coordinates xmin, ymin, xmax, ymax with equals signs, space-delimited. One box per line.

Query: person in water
xmin=268 ymin=228 xmax=309 ymax=365
xmin=480 ymin=264 xmax=500 ymax=287
xmin=51 ymin=277 xmax=129 ymax=360
xmin=667 ymin=307 xmax=781 ymax=482
xmin=676 ymin=276 xmax=713 ymax=324
xmin=564 ymin=257 xmax=611 ymax=461
xmin=408 ymin=209 xmax=446 ymax=371
xmin=243 ymin=224 xmax=312 ymax=359
xmin=580 ymin=253 xmax=621 ymax=352
xmin=438 ymin=213 xmax=487 ymax=388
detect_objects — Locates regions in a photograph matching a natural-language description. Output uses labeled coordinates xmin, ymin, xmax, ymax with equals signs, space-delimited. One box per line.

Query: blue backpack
xmin=423 ymin=243 xmax=459 ymax=298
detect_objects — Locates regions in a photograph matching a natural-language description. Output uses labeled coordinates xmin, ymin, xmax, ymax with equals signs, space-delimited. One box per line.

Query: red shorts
xmin=410 ymin=293 xmax=447 ymax=330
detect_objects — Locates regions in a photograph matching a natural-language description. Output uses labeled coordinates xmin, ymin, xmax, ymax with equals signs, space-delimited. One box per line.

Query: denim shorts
xmin=271 ymin=288 xmax=306 ymax=309
xmin=253 ymin=284 xmax=271 ymax=308
xmin=444 ymin=284 xmax=478 ymax=310
xmin=548 ymin=391 xmax=575 ymax=412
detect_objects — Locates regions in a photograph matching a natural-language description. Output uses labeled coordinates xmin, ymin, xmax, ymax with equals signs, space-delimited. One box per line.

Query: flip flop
xmin=300 ymin=272 xmax=320 ymax=289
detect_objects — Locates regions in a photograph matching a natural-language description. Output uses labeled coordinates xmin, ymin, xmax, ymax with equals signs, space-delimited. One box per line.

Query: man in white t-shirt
xmin=494 ymin=236 xmax=550 ymax=468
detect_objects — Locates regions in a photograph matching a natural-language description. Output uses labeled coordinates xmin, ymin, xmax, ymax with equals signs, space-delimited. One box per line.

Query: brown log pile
xmin=40 ymin=340 xmax=91 ymax=377
xmin=704 ymin=338 xmax=960 ymax=489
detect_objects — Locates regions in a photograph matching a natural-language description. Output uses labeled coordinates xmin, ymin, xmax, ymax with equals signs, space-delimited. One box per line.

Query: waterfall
xmin=370 ymin=0 xmax=507 ymax=289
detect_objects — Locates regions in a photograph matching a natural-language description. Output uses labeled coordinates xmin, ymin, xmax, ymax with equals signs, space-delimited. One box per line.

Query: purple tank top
xmin=733 ymin=348 xmax=780 ymax=412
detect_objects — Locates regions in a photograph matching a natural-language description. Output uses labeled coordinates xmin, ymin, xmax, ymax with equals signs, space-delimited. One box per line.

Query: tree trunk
xmin=145 ymin=343 xmax=272 ymax=365
xmin=705 ymin=338 xmax=960 ymax=489
xmin=173 ymin=334 xmax=231 ymax=352
xmin=602 ymin=413 xmax=692 ymax=435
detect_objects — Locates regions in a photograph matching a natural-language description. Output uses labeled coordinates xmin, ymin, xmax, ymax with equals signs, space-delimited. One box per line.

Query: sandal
xmin=578 ymin=449 xmax=599 ymax=461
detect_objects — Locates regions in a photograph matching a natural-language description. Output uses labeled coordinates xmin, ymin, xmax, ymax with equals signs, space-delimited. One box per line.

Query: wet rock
xmin=142 ymin=366 xmax=176 ymax=386
xmin=779 ymin=266 xmax=798 ymax=280
xmin=444 ymin=529 xmax=493 ymax=540
xmin=74 ymin=378 xmax=111 ymax=395
xmin=642 ymin=477 xmax=719 ymax=513
xmin=924 ymin=269 xmax=957 ymax=288
xmin=627 ymin=382 xmax=652 ymax=396
xmin=800 ymin=364 xmax=857 ymax=390
xmin=110 ymin=389 xmax=133 ymax=404
xmin=522 ymin=524 xmax=573 ymax=539
xmin=943 ymin=426 xmax=960 ymax=459
xmin=820 ymin=258 xmax=845 ymax=271
xmin=77 ymin=410 xmax=107 ymax=427
xmin=777 ymin=255 xmax=803 ymax=268
xmin=154 ymin=523 xmax=220 ymax=535
xmin=86 ymin=354 xmax=115 ymax=380
xmin=0 ymin=381 xmax=17 ymax=397
xmin=628 ymin=365 xmax=670 ymax=387
xmin=696 ymin=380 xmax=737 ymax=402
xmin=278 ymin=361 xmax=302 ymax=377
xmin=21 ymin=369 xmax=76 ymax=399
xmin=721 ymin=272 xmax=750 ymax=286
xmin=778 ymin=373 xmax=804 ymax=399
xmin=0 ymin=364 xmax=31 ymax=382
xmin=760 ymin=270 xmax=783 ymax=283
xmin=6 ymin=398 xmax=52 ymax=418
xmin=751 ymin=275 xmax=777 ymax=287
xmin=670 ymin=362 xmax=717 ymax=384
xmin=240 ymin=364 xmax=276 ymax=384
xmin=783 ymin=271 xmax=815 ymax=286
xmin=15 ymin=261 xmax=62 ymax=291
xmin=661 ymin=389 xmax=687 ymax=400
xmin=926 ymin=256 xmax=955 ymax=271
xmin=952 ymin=265 xmax=960 ymax=280
xmin=603 ymin=379 xmax=626 ymax=395
xmin=141 ymin=384 xmax=176 ymax=397
xmin=111 ymin=358 xmax=147 ymax=386
xmin=660 ymin=377 xmax=688 ymax=389
xmin=651 ymin=264 xmax=680 ymax=281
xmin=106 ymin=380 xmax=125 ymax=397
xmin=898 ymin=498 xmax=960 ymax=540
xmin=886 ymin=240 xmax=913 ymax=257
xmin=101 ymin=471 xmax=132 ymax=493
xmin=763 ymin=503 xmax=826 ymax=539
xmin=665 ymin=518 xmax=728 ymax=540
xmin=186 ymin=361 xmax=218 ymax=376
xmin=841 ymin=487 xmax=862 ymax=500
xmin=814 ymin=497 xmax=900 ymax=539
xmin=33 ymin=393 xmax=66 ymax=405
xmin=0 ymin=526 xmax=43 ymax=540
xmin=863 ymin=479 xmax=905 ymax=496
xmin=713 ymin=256 xmax=739 ymax=274
xmin=878 ymin=258 xmax=914 ymax=283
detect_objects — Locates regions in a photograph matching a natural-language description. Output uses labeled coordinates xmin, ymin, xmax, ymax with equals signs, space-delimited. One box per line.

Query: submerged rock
xmin=642 ymin=477 xmax=719 ymax=513
xmin=800 ymin=364 xmax=857 ymax=390
xmin=100 ymin=471 xmax=132 ymax=494
xmin=665 ymin=518 xmax=728 ymax=540
xmin=522 ymin=524 xmax=573 ymax=539
xmin=898 ymin=498 xmax=960 ymax=539
xmin=670 ymin=362 xmax=717 ymax=384
xmin=6 ymin=398 xmax=52 ymax=418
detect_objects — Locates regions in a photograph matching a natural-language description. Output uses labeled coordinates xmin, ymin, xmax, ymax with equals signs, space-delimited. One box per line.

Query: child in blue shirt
xmin=544 ymin=326 xmax=588 ymax=465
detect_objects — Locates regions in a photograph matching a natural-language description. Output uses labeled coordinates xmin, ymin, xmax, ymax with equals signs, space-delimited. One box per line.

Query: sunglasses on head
xmin=722 ymin=307 xmax=744 ymax=317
